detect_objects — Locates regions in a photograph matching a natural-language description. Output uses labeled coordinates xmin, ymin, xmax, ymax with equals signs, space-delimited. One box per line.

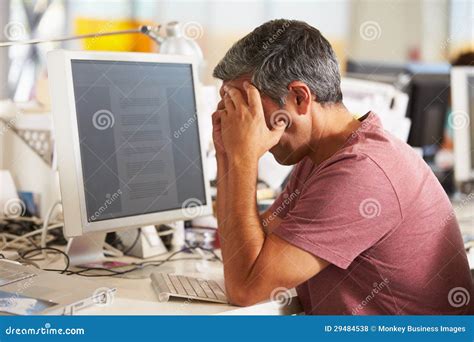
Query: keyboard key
xmin=151 ymin=272 xmax=227 ymax=303
xmin=197 ymin=279 xmax=217 ymax=299
xmin=178 ymin=275 xmax=197 ymax=297
xmin=169 ymin=274 xmax=187 ymax=295
xmin=208 ymin=280 xmax=227 ymax=301
xmin=161 ymin=273 xmax=176 ymax=293
xmin=189 ymin=278 xmax=206 ymax=298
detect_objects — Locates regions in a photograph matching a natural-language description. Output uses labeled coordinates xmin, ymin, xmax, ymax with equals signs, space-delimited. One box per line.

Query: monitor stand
xmin=65 ymin=227 xmax=169 ymax=267
xmin=66 ymin=232 xmax=107 ymax=267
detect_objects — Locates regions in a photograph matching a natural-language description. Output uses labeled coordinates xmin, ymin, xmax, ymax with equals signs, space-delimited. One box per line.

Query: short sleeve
xmin=272 ymin=154 xmax=402 ymax=269
xmin=265 ymin=158 xmax=310 ymax=220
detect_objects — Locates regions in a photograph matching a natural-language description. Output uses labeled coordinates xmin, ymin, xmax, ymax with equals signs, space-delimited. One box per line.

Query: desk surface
xmin=453 ymin=196 xmax=474 ymax=235
xmin=39 ymin=249 xmax=302 ymax=316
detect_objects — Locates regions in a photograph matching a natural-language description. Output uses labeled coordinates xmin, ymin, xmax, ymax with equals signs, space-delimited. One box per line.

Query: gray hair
xmin=213 ymin=19 xmax=343 ymax=106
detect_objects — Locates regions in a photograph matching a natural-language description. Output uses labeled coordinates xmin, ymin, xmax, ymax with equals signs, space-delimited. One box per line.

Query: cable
xmin=122 ymin=229 xmax=141 ymax=255
xmin=0 ymin=223 xmax=63 ymax=250
xmin=0 ymin=216 xmax=42 ymax=224
xmin=20 ymin=247 xmax=70 ymax=274
xmin=71 ymin=247 xmax=197 ymax=277
xmin=118 ymin=227 xmax=174 ymax=256
xmin=41 ymin=246 xmax=220 ymax=277
xmin=40 ymin=201 xmax=62 ymax=256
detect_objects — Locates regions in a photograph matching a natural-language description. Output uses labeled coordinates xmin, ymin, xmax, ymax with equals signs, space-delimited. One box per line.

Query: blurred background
xmin=0 ymin=0 xmax=472 ymax=100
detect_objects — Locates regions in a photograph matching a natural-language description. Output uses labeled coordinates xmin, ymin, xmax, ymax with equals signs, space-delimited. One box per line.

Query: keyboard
xmin=0 ymin=261 xmax=37 ymax=286
xmin=151 ymin=272 xmax=228 ymax=304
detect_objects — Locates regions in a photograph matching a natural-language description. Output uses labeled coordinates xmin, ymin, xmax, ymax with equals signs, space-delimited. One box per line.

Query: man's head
xmin=213 ymin=19 xmax=343 ymax=165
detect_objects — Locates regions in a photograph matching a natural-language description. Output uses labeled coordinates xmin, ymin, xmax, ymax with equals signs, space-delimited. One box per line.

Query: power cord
xmin=0 ymin=223 xmax=63 ymax=250
xmin=122 ymin=229 xmax=141 ymax=255
xmin=23 ymin=246 xmax=220 ymax=277
xmin=40 ymin=201 xmax=62 ymax=256
xmin=19 ymin=247 xmax=70 ymax=274
xmin=0 ymin=201 xmax=65 ymax=252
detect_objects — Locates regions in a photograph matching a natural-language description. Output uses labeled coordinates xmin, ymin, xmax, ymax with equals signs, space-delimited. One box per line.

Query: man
xmin=211 ymin=19 xmax=472 ymax=315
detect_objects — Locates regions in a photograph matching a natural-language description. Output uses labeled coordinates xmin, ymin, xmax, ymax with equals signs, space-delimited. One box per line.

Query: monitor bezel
xmin=451 ymin=66 xmax=474 ymax=183
xmin=48 ymin=50 xmax=213 ymax=237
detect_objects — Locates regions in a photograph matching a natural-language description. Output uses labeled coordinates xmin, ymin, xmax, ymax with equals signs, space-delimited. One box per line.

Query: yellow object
xmin=75 ymin=17 xmax=157 ymax=52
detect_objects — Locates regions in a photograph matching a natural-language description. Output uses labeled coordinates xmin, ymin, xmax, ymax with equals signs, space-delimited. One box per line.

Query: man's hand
xmin=212 ymin=100 xmax=226 ymax=156
xmin=220 ymin=82 xmax=286 ymax=164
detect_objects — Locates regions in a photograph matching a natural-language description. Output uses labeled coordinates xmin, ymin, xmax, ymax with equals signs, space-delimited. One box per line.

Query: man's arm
xmin=221 ymin=158 xmax=328 ymax=306
xmin=260 ymin=208 xmax=282 ymax=234
xmin=218 ymin=84 xmax=329 ymax=306
xmin=212 ymin=100 xmax=229 ymax=243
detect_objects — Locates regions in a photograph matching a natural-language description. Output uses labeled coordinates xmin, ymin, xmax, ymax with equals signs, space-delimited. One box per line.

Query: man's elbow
xmin=226 ymin=284 xmax=262 ymax=307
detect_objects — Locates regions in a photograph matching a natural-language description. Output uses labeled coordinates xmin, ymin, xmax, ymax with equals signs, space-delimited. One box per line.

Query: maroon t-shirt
xmin=269 ymin=112 xmax=472 ymax=315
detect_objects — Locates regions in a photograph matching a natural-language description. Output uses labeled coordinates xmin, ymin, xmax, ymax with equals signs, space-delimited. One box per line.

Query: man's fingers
xmin=224 ymin=86 xmax=246 ymax=112
xmin=223 ymin=93 xmax=235 ymax=113
xmin=244 ymin=82 xmax=263 ymax=114
xmin=217 ymin=99 xmax=225 ymax=110
xmin=212 ymin=110 xmax=227 ymax=127
xmin=212 ymin=110 xmax=221 ymax=122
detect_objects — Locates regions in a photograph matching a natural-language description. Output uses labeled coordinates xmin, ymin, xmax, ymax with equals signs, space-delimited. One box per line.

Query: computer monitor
xmin=451 ymin=66 xmax=474 ymax=185
xmin=47 ymin=50 xmax=212 ymax=265
xmin=346 ymin=59 xmax=408 ymax=76
xmin=405 ymin=73 xmax=450 ymax=149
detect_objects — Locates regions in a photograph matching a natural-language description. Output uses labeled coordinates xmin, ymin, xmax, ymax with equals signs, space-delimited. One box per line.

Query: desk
xmin=453 ymin=196 xmax=474 ymax=269
xmin=37 ymin=249 xmax=302 ymax=316
xmin=453 ymin=196 xmax=474 ymax=235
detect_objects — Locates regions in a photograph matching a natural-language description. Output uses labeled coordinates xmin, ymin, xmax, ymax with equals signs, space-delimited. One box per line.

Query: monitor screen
xmin=71 ymin=60 xmax=206 ymax=222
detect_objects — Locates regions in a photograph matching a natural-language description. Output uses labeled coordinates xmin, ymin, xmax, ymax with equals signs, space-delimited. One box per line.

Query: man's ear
xmin=287 ymin=81 xmax=312 ymax=115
